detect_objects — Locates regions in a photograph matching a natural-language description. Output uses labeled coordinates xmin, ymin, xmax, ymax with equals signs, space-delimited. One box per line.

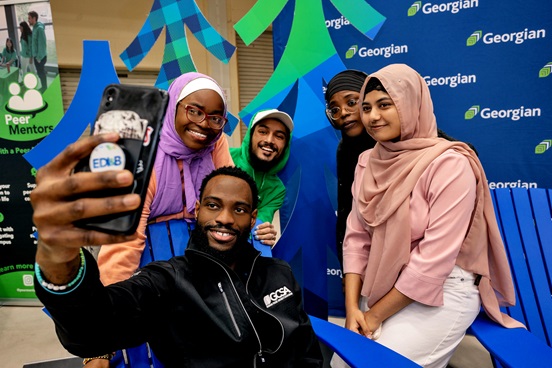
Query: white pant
xmin=19 ymin=57 xmax=37 ymax=81
xmin=331 ymin=266 xmax=481 ymax=368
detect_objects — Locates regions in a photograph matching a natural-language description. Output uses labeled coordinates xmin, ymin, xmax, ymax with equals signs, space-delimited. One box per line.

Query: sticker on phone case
xmin=93 ymin=110 xmax=148 ymax=140
xmin=89 ymin=142 xmax=126 ymax=172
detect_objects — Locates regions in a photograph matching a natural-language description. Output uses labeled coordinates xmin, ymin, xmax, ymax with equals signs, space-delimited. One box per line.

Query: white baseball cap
xmin=250 ymin=109 xmax=294 ymax=132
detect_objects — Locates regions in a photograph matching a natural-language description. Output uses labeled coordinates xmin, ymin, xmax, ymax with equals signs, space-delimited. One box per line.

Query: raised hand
xmin=31 ymin=133 xmax=140 ymax=284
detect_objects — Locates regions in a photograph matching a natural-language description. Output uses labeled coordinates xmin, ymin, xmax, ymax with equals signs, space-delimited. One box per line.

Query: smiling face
xmin=250 ymin=118 xmax=288 ymax=164
xmin=361 ymin=89 xmax=401 ymax=142
xmin=194 ymin=175 xmax=257 ymax=253
xmin=175 ymin=89 xmax=224 ymax=150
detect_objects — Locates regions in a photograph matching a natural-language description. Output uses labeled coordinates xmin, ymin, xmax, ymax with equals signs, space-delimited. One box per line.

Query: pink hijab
xmin=356 ymin=64 xmax=522 ymax=328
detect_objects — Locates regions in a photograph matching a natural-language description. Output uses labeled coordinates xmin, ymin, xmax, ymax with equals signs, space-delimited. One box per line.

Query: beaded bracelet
xmin=35 ymin=248 xmax=86 ymax=294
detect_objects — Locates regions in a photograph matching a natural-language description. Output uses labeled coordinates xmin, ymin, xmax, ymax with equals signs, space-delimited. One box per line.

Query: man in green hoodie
xmin=230 ymin=109 xmax=293 ymax=254
xmin=28 ymin=10 xmax=47 ymax=92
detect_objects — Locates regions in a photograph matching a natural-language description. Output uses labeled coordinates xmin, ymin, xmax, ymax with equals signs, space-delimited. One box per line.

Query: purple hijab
xmin=149 ymin=72 xmax=227 ymax=219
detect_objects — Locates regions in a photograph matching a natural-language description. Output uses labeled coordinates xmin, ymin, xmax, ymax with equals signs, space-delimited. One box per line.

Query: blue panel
xmin=469 ymin=313 xmax=552 ymax=368
xmin=518 ymin=189 xmax=552 ymax=346
xmin=251 ymin=218 xmax=273 ymax=257
xmin=494 ymin=189 xmax=543 ymax=337
xmin=168 ymin=219 xmax=191 ymax=257
xmin=147 ymin=222 xmax=174 ymax=261
xmin=530 ymin=189 xmax=552 ymax=279
xmin=125 ymin=345 xmax=152 ymax=368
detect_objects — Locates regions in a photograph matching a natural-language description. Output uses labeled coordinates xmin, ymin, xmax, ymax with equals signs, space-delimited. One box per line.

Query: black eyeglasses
xmin=325 ymin=98 xmax=360 ymax=121
xmin=180 ymin=104 xmax=227 ymax=130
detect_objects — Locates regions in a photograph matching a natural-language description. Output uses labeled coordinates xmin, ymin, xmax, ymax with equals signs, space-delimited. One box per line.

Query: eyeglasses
xmin=180 ymin=104 xmax=227 ymax=130
xmin=325 ymin=99 xmax=360 ymax=121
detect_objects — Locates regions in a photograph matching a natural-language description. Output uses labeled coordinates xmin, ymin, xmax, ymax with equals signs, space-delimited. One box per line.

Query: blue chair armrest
xmin=251 ymin=218 xmax=272 ymax=257
xmin=468 ymin=312 xmax=552 ymax=368
xmin=309 ymin=315 xmax=421 ymax=368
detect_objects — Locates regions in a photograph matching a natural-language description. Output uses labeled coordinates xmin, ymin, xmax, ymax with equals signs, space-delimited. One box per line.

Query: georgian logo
xmin=535 ymin=140 xmax=551 ymax=154
xmin=488 ymin=181 xmax=537 ymax=189
xmin=263 ymin=286 xmax=293 ymax=308
xmin=465 ymin=105 xmax=480 ymax=120
xmin=466 ymin=31 xmax=482 ymax=46
xmin=408 ymin=0 xmax=478 ymax=16
xmin=407 ymin=1 xmax=422 ymax=16
xmin=345 ymin=44 xmax=408 ymax=59
xmin=325 ymin=16 xmax=350 ymax=30
xmin=467 ymin=28 xmax=546 ymax=47
xmin=345 ymin=45 xmax=358 ymax=59
xmin=539 ymin=62 xmax=552 ymax=78
xmin=424 ymin=73 xmax=477 ymax=88
xmin=465 ymin=105 xmax=541 ymax=121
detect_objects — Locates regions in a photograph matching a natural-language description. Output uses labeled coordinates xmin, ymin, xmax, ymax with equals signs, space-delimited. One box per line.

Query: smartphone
xmin=73 ymin=84 xmax=169 ymax=235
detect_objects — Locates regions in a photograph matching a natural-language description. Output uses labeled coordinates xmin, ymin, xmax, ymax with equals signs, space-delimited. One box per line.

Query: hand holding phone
xmin=73 ymin=84 xmax=169 ymax=235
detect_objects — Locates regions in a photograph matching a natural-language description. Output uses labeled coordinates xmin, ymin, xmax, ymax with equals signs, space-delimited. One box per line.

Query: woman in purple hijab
xmin=97 ymin=72 xmax=234 ymax=286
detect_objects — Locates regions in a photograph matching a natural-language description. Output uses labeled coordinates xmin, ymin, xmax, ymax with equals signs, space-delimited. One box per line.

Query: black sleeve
xmin=288 ymin=269 xmax=324 ymax=367
xmin=335 ymin=142 xmax=351 ymax=270
xmin=35 ymin=249 xmax=174 ymax=358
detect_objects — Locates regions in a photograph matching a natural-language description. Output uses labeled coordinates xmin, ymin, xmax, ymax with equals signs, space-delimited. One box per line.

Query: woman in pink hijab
xmin=333 ymin=64 xmax=522 ymax=368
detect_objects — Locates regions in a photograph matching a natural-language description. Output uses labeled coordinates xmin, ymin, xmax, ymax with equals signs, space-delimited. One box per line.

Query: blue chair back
xmin=468 ymin=188 xmax=552 ymax=367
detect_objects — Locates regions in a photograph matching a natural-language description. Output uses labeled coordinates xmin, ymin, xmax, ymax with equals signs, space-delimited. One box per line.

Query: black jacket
xmin=35 ymin=243 xmax=323 ymax=367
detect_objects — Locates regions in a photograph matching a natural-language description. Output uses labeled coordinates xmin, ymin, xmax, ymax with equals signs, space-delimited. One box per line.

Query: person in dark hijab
xmin=325 ymin=70 xmax=377 ymax=270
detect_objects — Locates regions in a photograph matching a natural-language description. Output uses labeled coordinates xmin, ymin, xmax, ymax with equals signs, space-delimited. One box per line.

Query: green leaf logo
xmin=345 ymin=45 xmax=358 ymax=59
xmin=535 ymin=139 xmax=552 ymax=154
xmin=466 ymin=31 xmax=482 ymax=46
xmin=539 ymin=62 xmax=552 ymax=78
xmin=464 ymin=105 xmax=480 ymax=120
xmin=408 ymin=1 xmax=422 ymax=16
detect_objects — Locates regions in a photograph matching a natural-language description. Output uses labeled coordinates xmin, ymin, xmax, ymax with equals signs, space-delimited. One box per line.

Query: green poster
xmin=0 ymin=0 xmax=63 ymax=304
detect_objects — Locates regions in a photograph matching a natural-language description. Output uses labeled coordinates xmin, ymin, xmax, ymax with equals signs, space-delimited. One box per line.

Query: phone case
xmin=73 ymin=84 xmax=169 ymax=235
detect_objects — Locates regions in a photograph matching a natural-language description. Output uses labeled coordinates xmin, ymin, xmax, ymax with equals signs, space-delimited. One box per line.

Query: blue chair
xmin=140 ymin=219 xmax=194 ymax=267
xmin=309 ymin=315 xmax=421 ymax=367
xmin=468 ymin=188 xmax=552 ymax=367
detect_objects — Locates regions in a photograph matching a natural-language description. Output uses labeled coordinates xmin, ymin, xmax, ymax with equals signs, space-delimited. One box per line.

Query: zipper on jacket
xmin=254 ymin=350 xmax=266 ymax=366
xmin=246 ymin=254 xmax=285 ymax=354
xmin=218 ymin=282 xmax=241 ymax=337
xmin=190 ymin=249 xmax=263 ymax=355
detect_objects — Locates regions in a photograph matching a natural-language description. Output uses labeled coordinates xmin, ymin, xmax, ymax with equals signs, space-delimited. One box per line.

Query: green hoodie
xmin=31 ymin=21 xmax=47 ymax=62
xmin=230 ymin=119 xmax=292 ymax=223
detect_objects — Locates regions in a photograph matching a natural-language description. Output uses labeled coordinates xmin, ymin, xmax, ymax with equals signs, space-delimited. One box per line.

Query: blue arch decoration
xmin=23 ymin=41 xmax=120 ymax=169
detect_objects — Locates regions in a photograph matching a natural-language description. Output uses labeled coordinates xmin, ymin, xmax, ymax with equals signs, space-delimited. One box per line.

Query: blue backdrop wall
xmin=273 ymin=0 xmax=552 ymax=316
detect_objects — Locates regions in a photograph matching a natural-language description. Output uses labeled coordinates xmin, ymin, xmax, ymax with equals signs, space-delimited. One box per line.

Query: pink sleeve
xmin=97 ymin=171 xmax=156 ymax=285
xmin=343 ymin=151 xmax=371 ymax=276
xmin=343 ymin=200 xmax=371 ymax=276
xmin=395 ymin=151 xmax=476 ymax=306
xmin=212 ymin=135 xmax=234 ymax=168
